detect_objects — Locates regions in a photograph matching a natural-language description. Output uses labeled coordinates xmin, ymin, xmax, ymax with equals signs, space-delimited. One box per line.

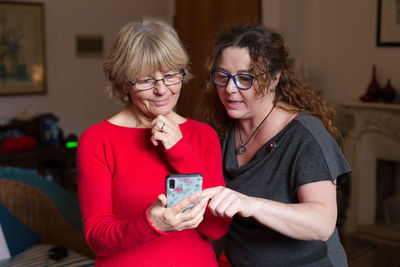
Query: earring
xmin=123 ymin=94 xmax=130 ymax=102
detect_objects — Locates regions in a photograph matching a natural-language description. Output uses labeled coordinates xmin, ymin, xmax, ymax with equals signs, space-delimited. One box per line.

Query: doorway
xmin=174 ymin=0 xmax=261 ymax=120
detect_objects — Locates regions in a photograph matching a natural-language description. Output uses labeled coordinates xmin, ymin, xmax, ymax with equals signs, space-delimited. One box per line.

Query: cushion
xmin=1 ymin=244 xmax=94 ymax=267
xmin=0 ymin=202 xmax=41 ymax=256
xmin=0 ymin=223 xmax=11 ymax=262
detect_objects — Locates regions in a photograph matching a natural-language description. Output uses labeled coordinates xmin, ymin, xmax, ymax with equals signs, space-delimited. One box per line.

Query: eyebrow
xmin=216 ymin=67 xmax=251 ymax=74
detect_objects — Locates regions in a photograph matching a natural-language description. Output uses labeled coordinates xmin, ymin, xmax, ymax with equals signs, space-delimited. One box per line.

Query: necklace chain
xmin=237 ymin=104 xmax=275 ymax=154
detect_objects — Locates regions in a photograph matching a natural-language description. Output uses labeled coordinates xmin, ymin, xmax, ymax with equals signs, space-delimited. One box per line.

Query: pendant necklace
xmin=237 ymin=104 xmax=275 ymax=154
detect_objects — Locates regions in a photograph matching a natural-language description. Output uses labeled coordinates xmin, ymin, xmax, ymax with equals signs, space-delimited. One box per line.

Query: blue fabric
xmin=0 ymin=203 xmax=41 ymax=256
xmin=0 ymin=167 xmax=82 ymax=232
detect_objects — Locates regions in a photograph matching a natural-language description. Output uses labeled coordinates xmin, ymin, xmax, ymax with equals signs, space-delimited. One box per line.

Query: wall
xmin=2 ymin=1 xmax=399 ymax=136
xmin=263 ymin=0 xmax=400 ymax=105
xmin=0 ymin=0 xmax=173 ymax=136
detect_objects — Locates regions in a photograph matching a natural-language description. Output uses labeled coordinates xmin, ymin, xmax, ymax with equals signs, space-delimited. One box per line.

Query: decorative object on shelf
xmin=381 ymin=79 xmax=396 ymax=103
xmin=360 ymin=65 xmax=380 ymax=102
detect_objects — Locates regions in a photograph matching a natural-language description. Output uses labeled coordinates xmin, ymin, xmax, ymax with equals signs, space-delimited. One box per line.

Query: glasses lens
xmin=212 ymin=71 xmax=229 ymax=86
xmin=163 ymin=73 xmax=183 ymax=86
xmin=235 ymin=74 xmax=253 ymax=90
xmin=135 ymin=78 xmax=155 ymax=90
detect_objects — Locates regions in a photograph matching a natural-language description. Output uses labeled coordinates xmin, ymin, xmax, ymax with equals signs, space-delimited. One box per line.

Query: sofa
xmin=0 ymin=167 xmax=94 ymax=266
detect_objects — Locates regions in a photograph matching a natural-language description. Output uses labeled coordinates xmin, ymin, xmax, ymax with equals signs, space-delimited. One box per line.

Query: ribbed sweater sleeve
xmin=165 ymin=122 xmax=231 ymax=239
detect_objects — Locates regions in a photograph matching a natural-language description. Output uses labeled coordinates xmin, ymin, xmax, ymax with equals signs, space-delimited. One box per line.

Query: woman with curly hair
xmin=202 ymin=25 xmax=351 ymax=267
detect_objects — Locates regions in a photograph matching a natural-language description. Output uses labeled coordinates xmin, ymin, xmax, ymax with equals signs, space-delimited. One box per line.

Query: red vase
xmin=381 ymin=79 xmax=396 ymax=103
xmin=360 ymin=65 xmax=380 ymax=102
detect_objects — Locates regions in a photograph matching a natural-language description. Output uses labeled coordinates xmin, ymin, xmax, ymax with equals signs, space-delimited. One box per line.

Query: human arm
xmin=151 ymin=118 xmax=231 ymax=239
xmin=77 ymin=124 xmax=211 ymax=256
xmin=77 ymin=128 xmax=174 ymax=256
xmin=203 ymin=180 xmax=337 ymax=241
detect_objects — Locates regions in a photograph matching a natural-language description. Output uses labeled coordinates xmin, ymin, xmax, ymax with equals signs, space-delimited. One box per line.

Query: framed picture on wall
xmin=377 ymin=0 xmax=400 ymax=46
xmin=0 ymin=2 xmax=46 ymax=96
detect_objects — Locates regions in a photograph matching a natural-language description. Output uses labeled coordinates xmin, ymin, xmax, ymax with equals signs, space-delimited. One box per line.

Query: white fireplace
xmin=341 ymin=102 xmax=400 ymax=242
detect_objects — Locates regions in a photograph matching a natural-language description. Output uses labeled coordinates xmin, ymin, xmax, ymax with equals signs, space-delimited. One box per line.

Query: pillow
xmin=0 ymin=223 xmax=11 ymax=262
xmin=0 ymin=203 xmax=41 ymax=256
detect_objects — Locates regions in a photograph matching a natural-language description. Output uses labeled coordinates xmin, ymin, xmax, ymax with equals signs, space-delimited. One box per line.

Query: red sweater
xmin=77 ymin=119 xmax=230 ymax=266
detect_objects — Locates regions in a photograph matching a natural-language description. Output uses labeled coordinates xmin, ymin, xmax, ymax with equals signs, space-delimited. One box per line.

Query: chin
xmin=226 ymin=109 xmax=244 ymax=120
xmin=150 ymin=107 xmax=174 ymax=117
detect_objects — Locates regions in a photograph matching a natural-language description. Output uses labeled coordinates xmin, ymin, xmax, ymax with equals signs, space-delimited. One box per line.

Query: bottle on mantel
xmin=360 ymin=65 xmax=380 ymax=102
xmin=381 ymin=79 xmax=396 ymax=103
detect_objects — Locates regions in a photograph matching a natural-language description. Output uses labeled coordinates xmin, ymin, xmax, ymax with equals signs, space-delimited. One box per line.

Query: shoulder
xmin=293 ymin=113 xmax=333 ymax=144
xmin=181 ymin=119 xmax=220 ymax=146
xmin=182 ymin=119 xmax=218 ymax=136
xmin=291 ymin=113 xmax=351 ymax=184
xmin=79 ymin=120 xmax=109 ymax=144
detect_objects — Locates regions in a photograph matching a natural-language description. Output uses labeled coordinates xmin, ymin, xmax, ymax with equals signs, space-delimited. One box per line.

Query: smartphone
xmin=166 ymin=173 xmax=203 ymax=210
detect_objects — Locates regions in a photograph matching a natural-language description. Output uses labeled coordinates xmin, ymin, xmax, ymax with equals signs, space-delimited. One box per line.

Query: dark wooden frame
xmin=377 ymin=0 xmax=400 ymax=47
xmin=0 ymin=1 xmax=46 ymax=96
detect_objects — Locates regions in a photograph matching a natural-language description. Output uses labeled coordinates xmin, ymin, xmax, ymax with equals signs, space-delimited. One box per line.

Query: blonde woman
xmin=77 ymin=18 xmax=230 ymax=266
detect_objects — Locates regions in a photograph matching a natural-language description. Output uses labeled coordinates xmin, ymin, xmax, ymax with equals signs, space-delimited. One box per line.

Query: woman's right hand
xmin=147 ymin=193 xmax=209 ymax=232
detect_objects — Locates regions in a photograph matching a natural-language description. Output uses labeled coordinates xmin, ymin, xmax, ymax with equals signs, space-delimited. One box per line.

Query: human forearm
xmin=82 ymin=210 xmax=165 ymax=256
xmin=204 ymin=182 xmax=337 ymax=241
xmin=249 ymin=197 xmax=336 ymax=241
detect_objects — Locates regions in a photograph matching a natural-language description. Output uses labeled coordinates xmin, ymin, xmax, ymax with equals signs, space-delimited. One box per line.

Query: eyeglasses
xmin=130 ymin=69 xmax=185 ymax=91
xmin=211 ymin=70 xmax=256 ymax=90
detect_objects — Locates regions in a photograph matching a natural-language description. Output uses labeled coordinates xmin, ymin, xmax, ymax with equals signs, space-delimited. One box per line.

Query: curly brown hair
xmin=201 ymin=25 xmax=341 ymax=144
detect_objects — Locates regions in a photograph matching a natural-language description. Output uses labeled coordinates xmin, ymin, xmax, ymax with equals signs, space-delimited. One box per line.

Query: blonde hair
xmin=104 ymin=17 xmax=192 ymax=104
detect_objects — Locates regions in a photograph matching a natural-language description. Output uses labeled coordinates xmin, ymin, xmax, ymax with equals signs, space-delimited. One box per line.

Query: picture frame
xmin=0 ymin=1 xmax=46 ymax=96
xmin=376 ymin=0 xmax=400 ymax=46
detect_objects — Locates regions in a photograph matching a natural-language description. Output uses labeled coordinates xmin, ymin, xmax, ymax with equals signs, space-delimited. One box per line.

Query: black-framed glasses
xmin=130 ymin=69 xmax=185 ymax=91
xmin=211 ymin=70 xmax=255 ymax=90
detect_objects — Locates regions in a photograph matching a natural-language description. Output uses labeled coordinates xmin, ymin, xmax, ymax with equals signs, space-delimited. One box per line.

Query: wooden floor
xmin=342 ymin=235 xmax=400 ymax=267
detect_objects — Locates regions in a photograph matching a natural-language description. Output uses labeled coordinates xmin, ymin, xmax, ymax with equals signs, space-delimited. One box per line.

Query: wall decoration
xmin=377 ymin=0 xmax=400 ymax=46
xmin=76 ymin=35 xmax=103 ymax=57
xmin=0 ymin=2 xmax=46 ymax=96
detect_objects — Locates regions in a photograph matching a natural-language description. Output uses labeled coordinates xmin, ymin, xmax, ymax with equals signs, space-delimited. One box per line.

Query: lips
xmin=225 ymin=99 xmax=243 ymax=109
xmin=151 ymin=98 xmax=169 ymax=106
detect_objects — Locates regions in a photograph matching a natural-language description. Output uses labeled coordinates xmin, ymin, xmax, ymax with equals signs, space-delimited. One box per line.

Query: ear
xmin=269 ymin=71 xmax=281 ymax=91
xmin=122 ymin=83 xmax=131 ymax=94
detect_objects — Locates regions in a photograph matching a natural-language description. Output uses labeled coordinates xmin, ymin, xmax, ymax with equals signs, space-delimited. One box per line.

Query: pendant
xmin=237 ymin=144 xmax=246 ymax=154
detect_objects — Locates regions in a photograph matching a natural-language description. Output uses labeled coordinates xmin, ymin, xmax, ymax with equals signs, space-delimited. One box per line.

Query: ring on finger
xmin=160 ymin=123 xmax=165 ymax=132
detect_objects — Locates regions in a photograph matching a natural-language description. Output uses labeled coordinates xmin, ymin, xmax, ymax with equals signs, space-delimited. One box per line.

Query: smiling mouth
xmin=227 ymin=100 xmax=243 ymax=104
xmin=152 ymin=98 xmax=169 ymax=105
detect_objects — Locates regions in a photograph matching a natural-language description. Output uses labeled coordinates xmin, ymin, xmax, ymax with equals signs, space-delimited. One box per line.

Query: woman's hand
xmin=147 ymin=193 xmax=209 ymax=232
xmin=150 ymin=115 xmax=183 ymax=150
xmin=202 ymin=186 xmax=253 ymax=218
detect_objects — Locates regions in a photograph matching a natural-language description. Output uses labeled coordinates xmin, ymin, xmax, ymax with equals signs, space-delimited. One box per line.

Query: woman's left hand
xmin=202 ymin=186 xmax=254 ymax=218
xmin=150 ymin=115 xmax=183 ymax=150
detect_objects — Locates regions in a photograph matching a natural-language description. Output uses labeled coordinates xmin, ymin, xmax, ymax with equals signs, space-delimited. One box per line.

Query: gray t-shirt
xmin=222 ymin=113 xmax=351 ymax=267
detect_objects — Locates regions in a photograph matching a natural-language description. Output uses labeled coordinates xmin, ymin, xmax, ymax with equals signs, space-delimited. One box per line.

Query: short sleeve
xmin=293 ymin=127 xmax=351 ymax=190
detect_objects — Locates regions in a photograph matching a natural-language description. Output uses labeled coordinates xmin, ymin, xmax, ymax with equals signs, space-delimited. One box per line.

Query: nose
xmin=225 ymin=78 xmax=238 ymax=94
xmin=153 ymin=79 xmax=168 ymax=95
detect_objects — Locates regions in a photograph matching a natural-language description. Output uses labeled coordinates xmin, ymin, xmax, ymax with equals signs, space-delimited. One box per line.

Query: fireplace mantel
xmin=342 ymin=102 xmax=400 ymax=143
xmin=341 ymin=102 xmax=400 ymax=239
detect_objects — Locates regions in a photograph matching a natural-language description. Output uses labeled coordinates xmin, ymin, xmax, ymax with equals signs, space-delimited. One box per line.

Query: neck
xmin=237 ymin=103 xmax=275 ymax=155
xmin=238 ymin=102 xmax=275 ymax=137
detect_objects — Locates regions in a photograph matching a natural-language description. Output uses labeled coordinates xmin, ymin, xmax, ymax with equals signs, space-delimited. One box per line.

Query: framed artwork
xmin=377 ymin=0 xmax=400 ymax=46
xmin=0 ymin=2 xmax=46 ymax=96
